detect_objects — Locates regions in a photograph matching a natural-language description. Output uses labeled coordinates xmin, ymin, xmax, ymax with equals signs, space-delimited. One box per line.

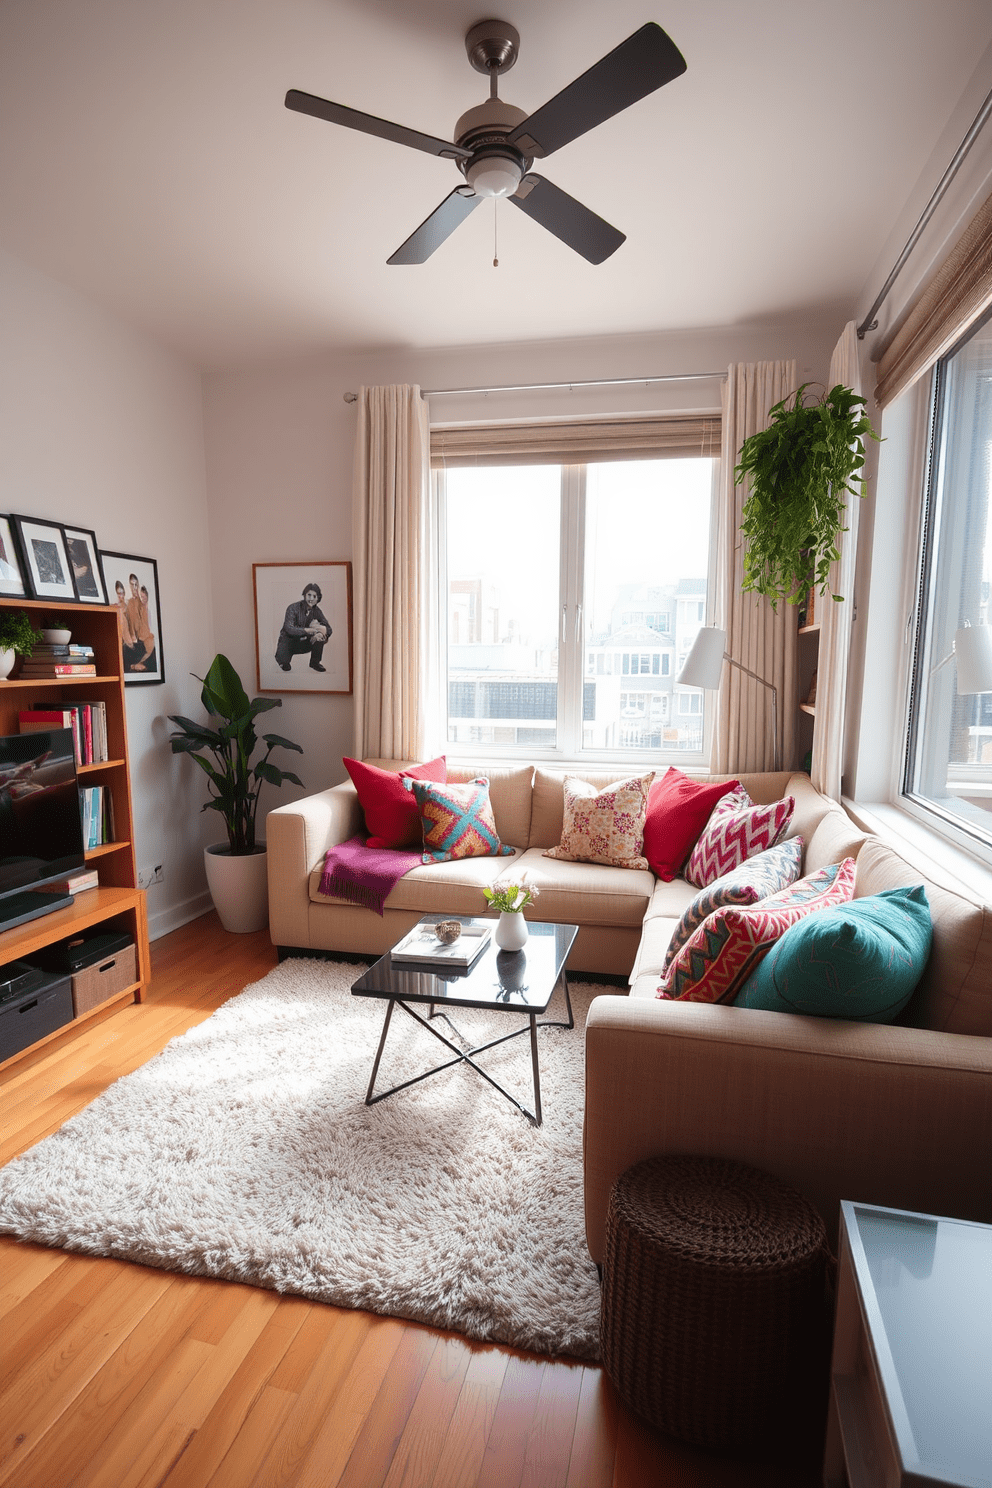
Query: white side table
xmin=824 ymin=1200 xmax=992 ymax=1488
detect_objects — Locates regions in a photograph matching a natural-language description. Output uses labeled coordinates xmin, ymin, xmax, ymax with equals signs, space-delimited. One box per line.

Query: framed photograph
xmin=63 ymin=526 xmax=107 ymax=604
xmin=0 ymin=516 xmax=28 ymax=598
xmin=99 ymin=551 xmax=165 ymax=685
xmin=9 ymin=515 xmax=77 ymax=601
xmin=253 ymin=562 xmax=353 ymax=694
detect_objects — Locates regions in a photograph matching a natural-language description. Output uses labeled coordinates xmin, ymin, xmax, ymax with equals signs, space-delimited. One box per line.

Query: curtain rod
xmin=342 ymin=371 xmax=725 ymax=404
xmin=857 ymin=80 xmax=992 ymax=340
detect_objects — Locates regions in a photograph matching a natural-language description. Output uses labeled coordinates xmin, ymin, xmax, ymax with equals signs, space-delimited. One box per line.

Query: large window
xmin=904 ymin=306 xmax=992 ymax=851
xmin=438 ymin=454 xmax=715 ymax=761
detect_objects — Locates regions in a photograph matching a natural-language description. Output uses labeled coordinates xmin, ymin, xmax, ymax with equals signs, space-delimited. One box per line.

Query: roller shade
xmin=430 ymin=414 xmax=721 ymax=468
xmin=875 ymin=188 xmax=992 ymax=408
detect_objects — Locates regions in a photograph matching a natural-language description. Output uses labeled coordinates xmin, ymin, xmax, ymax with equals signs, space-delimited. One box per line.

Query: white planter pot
xmin=494 ymin=910 xmax=528 ymax=951
xmin=0 ymin=648 xmax=15 ymax=681
xmin=204 ymin=842 xmax=268 ymax=933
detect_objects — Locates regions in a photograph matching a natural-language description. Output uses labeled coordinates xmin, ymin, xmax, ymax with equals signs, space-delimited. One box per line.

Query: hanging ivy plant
xmin=735 ymin=383 xmax=880 ymax=608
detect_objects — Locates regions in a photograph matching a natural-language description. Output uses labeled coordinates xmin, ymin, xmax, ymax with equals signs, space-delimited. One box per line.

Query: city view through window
xmin=443 ymin=457 xmax=715 ymax=756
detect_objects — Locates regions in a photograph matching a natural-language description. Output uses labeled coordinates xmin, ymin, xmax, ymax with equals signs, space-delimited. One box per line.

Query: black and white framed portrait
xmin=253 ymin=562 xmax=353 ymax=694
xmin=9 ymin=515 xmax=77 ymax=601
xmin=0 ymin=516 xmax=28 ymax=598
xmin=63 ymin=525 xmax=108 ymax=604
xmin=100 ymin=551 xmax=165 ymax=685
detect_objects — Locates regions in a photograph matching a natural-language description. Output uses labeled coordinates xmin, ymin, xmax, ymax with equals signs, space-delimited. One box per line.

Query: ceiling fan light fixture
xmin=465 ymin=153 xmax=523 ymax=198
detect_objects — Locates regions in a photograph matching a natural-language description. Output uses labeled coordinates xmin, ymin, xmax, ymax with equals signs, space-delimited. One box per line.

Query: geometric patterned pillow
xmin=684 ymin=784 xmax=795 ymax=888
xmin=660 ymin=836 xmax=805 ymax=976
xmin=656 ymin=858 xmax=857 ymax=1005
xmin=406 ymin=777 xmax=514 ymax=865
xmin=543 ymin=772 xmax=655 ymax=870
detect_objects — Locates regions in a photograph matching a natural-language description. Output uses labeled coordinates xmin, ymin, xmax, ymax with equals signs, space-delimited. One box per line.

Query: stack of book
xmin=19 ymin=642 xmax=96 ymax=678
xmin=20 ymin=702 xmax=109 ymax=765
xmin=79 ymin=784 xmax=111 ymax=850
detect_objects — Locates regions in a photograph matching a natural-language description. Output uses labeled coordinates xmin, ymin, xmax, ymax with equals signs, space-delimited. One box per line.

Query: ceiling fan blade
xmin=285 ymin=90 xmax=471 ymax=162
xmin=507 ymin=23 xmax=686 ymax=159
xmin=510 ymin=175 xmax=624 ymax=264
xmin=387 ymin=187 xmax=481 ymax=264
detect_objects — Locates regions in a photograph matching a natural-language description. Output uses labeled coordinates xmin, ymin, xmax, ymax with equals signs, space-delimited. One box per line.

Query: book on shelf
xmin=31 ymin=867 xmax=100 ymax=896
xmin=20 ymin=702 xmax=108 ymax=765
xmin=390 ymin=918 xmax=492 ymax=968
xmin=18 ymin=662 xmax=97 ymax=676
xmin=30 ymin=643 xmax=95 ymax=658
xmin=78 ymin=784 xmax=107 ymax=850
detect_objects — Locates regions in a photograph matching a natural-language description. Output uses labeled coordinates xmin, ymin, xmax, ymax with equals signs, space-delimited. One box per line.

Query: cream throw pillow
xmin=544 ymin=773 xmax=655 ymax=870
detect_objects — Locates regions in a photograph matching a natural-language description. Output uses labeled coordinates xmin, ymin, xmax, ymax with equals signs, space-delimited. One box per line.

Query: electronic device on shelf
xmin=0 ymin=727 xmax=86 ymax=933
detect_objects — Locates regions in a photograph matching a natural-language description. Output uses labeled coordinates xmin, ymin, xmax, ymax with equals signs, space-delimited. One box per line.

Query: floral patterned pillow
xmin=684 ymin=784 xmax=795 ymax=888
xmin=544 ymin=772 xmax=655 ymax=870
xmin=661 ymin=836 xmax=805 ymax=976
xmin=656 ymin=859 xmax=857 ymax=1005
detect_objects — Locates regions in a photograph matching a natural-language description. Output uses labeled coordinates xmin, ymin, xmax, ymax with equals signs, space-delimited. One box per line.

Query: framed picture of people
xmin=253 ymin=562 xmax=353 ymax=694
xmin=99 ymin=551 xmax=165 ymax=685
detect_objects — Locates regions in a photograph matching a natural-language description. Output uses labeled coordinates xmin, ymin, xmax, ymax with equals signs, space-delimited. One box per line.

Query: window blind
xmin=875 ymin=188 xmax=992 ymax=408
xmin=430 ymin=414 xmax=721 ymax=468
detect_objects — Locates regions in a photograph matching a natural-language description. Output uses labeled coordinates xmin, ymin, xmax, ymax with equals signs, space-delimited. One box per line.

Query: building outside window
xmin=904 ymin=305 xmax=992 ymax=853
xmin=437 ymin=451 xmax=716 ymax=761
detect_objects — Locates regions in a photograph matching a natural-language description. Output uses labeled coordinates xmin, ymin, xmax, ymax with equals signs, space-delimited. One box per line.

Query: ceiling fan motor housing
xmin=455 ymin=98 xmax=532 ymax=197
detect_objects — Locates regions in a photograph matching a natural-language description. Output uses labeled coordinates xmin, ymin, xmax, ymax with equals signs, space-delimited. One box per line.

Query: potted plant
xmin=0 ymin=609 xmax=39 ymax=680
xmin=168 ymin=654 xmax=304 ymax=933
xmin=483 ymin=881 xmax=539 ymax=951
xmin=42 ymin=615 xmax=73 ymax=644
xmin=735 ymin=383 xmax=880 ymax=609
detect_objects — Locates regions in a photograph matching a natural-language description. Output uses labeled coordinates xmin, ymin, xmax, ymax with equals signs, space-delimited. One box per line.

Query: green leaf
xmin=262 ymin=732 xmax=304 ymax=753
xmin=199 ymin=654 xmax=251 ymax=722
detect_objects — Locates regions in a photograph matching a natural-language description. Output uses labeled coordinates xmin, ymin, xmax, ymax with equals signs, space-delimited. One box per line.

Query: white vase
xmin=204 ymin=842 xmax=269 ymax=933
xmin=0 ymin=648 xmax=15 ymax=681
xmin=495 ymin=910 xmax=528 ymax=951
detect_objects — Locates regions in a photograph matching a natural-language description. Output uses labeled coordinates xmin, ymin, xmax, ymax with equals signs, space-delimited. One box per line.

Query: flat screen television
xmin=0 ymin=727 xmax=86 ymax=932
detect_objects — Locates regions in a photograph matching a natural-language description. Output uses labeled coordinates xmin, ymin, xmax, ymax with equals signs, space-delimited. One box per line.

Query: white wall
xmin=203 ymin=312 xmax=841 ymax=815
xmin=0 ymin=247 xmax=216 ymax=937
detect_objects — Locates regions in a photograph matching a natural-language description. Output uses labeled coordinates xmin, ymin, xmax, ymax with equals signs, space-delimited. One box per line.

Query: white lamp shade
xmin=954 ymin=625 xmax=992 ymax=694
xmin=678 ymin=626 xmax=727 ymax=689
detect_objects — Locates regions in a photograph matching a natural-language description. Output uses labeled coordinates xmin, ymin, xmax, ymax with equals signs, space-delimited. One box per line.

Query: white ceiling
xmin=1 ymin=0 xmax=990 ymax=369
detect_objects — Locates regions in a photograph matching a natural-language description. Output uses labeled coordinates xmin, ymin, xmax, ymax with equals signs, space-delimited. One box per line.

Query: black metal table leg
xmin=529 ymin=1013 xmax=542 ymax=1126
xmin=364 ymin=998 xmax=396 ymax=1105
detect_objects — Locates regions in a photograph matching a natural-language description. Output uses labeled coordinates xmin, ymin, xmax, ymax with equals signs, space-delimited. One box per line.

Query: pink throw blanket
xmin=318 ymin=835 xmax=421 ymax=916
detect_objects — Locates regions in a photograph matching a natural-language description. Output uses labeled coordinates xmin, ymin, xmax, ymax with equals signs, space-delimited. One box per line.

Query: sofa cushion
xmin=735 ymin=885 xmax=932 ymax=1022
xmin=685 ymin=785 xmax=795 ymax=887
xmin=661 ymin=837 xmax=805 ymax=975
xmin=309 ymin=847 xmax=526 ymax=916
xmin=344 ymin=755 xmax=446 ymax=850
xmin=530 ymin=768 xmax=640 ymax=849
xmin=510 ymin=848 xmax=655 ymax=928
xmin=446 ymin=763 xmax=534 ymax=849
xmin=657 ymin=859 xmax=857 ymax=1005
xmin=406 ymin=777 xmax=514 ymax=865
xmin=642 ymin=768 xmax=739 ymax=881
xmin=545 ymin=772 xmax=655 ymax=870
xmin=805 ymin=808 xmax=867 ymax=875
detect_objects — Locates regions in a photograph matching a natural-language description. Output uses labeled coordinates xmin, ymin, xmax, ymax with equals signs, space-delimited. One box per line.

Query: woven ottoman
xmin=600 ymin=1154 xmax=829 ymax=1453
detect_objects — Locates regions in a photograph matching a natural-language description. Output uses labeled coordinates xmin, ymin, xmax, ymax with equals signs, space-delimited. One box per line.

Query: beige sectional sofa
xmin=266 ymin=760 xmax=992 ymax=1253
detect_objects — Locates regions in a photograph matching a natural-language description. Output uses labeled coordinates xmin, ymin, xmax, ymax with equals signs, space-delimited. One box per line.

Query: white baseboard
xmin=147 ymin=891 xmax=214 ymax=942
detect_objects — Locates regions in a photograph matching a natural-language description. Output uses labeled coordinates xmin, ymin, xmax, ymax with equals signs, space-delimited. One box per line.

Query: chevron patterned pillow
xmin=406 ymin=777 xmax=514 ymax=865
xmin=661 ymin=836 xmax=805 ymax=976
xmin=656 ymin=858 xmax=857 ymax=1005
xmin=684 ymin=784 xmax=795 ymax=888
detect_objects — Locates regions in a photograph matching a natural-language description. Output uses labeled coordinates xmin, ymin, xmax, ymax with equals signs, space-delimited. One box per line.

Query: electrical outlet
xmin=138 ymin=865 xmax=164 ymax=889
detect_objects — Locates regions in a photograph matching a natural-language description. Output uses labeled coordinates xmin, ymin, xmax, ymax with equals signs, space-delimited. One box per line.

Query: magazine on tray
xmin=390 ymin=918 xmax=492 ymax=968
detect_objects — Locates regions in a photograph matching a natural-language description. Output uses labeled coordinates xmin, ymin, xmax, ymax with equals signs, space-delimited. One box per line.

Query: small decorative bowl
xmin=42 ymin=628 xmax=71 ymax=644
xmin=435 ymin=920 xmax=462 ymax=944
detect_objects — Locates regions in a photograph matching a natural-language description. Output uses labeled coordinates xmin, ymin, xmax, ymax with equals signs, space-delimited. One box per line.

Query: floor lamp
xmin=677 ymin=626 xmax=780 ymax=772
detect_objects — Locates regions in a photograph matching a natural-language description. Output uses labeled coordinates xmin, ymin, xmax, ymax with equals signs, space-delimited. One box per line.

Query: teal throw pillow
xmin=733 ymin=885 xmax=932 ymax=1023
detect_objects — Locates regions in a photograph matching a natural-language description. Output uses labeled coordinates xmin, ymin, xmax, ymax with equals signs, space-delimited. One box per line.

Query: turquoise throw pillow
xmin=733 ymin=885 xmax=932 ymax=1023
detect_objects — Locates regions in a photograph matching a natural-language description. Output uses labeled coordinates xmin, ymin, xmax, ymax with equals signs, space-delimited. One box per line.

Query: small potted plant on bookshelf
xmin=0 ymin=609 xmax=38 ymax=680
xmin=483 ymin=881 xmax=539 ymax=951
xmin=168 ymin=654 xmax=304 ymax=933
xmin=41 ymin=616 xmax=73 ymax=644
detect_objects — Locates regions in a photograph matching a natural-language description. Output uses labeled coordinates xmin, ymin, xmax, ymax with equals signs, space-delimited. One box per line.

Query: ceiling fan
xmin=285 ymin=19 xmax=686 ymax=266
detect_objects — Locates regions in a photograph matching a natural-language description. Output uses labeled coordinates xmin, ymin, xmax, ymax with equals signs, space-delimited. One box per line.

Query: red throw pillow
xmin=643 ymin=768 xmax=740 ymax=881
xmin=343 ymin=755 xmax=447 ymax=849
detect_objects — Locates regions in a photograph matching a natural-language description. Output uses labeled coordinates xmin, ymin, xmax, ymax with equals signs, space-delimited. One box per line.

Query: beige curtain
xmin=712 ymin=359 xmax=799 ymax=774
xmin=810 ymin=324 xmax=863 ymax=800
xmin=352 ymin=385 xmax=434 ymax=760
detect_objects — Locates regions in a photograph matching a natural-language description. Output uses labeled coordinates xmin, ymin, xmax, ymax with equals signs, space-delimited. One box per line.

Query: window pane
xmin=584 ymin=460 xmax=713 ymax=754
xmin=906 ymin=310 xmax=992 ymax=846
xmin=445 ymin=465 xmax=561 ymax=749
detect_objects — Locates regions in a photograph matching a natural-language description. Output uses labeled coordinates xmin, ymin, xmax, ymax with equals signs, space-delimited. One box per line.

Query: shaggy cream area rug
xmin=0 ymin=958 xmax=604 ymax=1359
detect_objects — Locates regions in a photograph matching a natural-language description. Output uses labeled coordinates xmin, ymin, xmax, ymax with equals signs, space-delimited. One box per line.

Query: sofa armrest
xmin=583 ymin=996 xmax=992 ymax=1263
xmin=266 ymin=784 xmax=362 ymax=948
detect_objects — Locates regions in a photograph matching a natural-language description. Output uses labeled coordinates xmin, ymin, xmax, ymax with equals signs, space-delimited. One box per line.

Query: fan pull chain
xmin=493 ymin=200 xmax=499 ymax=268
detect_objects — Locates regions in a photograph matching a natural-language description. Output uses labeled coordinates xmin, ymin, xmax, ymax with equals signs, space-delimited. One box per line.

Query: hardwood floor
xmin=0 ymin=915 xmax=824 ymax=1487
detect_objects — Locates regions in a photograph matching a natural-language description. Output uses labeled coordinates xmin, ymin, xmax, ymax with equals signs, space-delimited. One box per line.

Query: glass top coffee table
xmin=351 ymin=916 xmax=579 ymax=1126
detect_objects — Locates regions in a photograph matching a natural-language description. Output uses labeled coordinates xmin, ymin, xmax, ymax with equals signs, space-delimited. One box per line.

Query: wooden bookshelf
xmin=0 ymin=596 xmax=149 ymax=1067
